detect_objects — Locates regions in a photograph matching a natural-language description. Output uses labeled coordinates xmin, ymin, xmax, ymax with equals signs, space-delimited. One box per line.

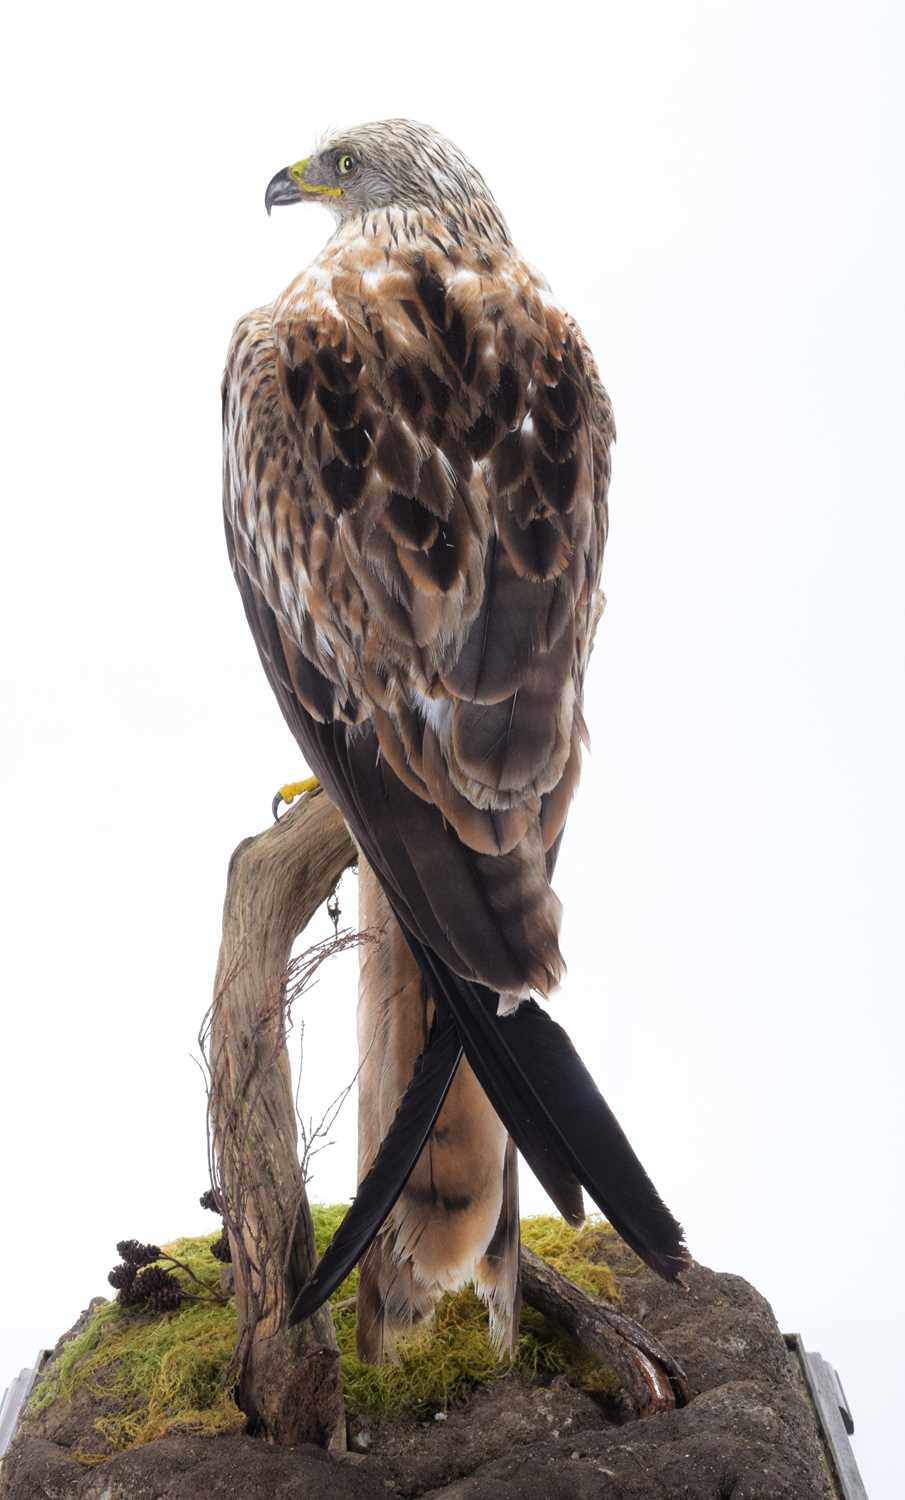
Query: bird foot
xmin=272 ymin=775 xmax=320 ymax=820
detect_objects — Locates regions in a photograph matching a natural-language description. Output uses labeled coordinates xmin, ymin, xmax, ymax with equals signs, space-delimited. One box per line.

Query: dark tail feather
xmin=287 ymin=1016 xmax=463 ymax=1326
xmin=290 ymin=948 xmax=686 ymax=1326
xmin=405 ymin=938 xmax=689 ymax=1281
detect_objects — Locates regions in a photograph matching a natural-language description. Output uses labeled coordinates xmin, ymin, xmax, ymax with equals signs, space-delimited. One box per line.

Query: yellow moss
xmin=27 ymin=1208 xmax=623 ymax=1456
xmin=521 ymin=1215 xmax=621 ymax=1302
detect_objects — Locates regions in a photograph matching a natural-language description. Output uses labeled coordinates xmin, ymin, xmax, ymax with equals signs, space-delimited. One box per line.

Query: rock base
xmin=0 ymin=1261 xmax=839 ymax=1499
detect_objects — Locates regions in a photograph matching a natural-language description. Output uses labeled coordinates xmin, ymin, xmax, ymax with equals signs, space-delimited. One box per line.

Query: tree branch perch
xmin=206 ymin=788 xmax=356 ymax=1448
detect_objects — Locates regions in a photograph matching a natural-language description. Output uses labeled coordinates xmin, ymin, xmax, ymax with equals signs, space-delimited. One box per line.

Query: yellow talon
xmin=273 ymin=776 xmax=320 ymax=820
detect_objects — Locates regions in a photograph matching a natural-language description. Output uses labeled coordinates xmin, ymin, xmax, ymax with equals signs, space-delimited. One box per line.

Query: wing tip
xmin=629 ymin=1212 xmax=691 ymax=1283
xmin=652 ymin=1242 xmax=692 ymax=1283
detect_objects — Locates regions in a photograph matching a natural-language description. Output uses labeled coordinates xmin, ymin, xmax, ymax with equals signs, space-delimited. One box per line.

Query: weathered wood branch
xmin=207 ymin=788 xmax=356 ymax=1448
xmin=520 ymin=1246 xmax=688 ymax=1417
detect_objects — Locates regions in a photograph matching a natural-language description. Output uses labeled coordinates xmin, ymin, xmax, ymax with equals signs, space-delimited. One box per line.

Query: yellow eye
xmin=338 ymin=154 xmax=356 ymax=176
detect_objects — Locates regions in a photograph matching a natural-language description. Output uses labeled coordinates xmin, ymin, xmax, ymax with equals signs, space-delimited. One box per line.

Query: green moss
xmin=27 ymin=1302 xmax=120 ymax=1418
xmin=27 ymin=1208 xmax=622 ymax=1458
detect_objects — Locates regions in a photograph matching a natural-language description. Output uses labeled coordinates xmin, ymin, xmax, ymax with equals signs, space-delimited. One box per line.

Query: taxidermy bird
xmin=222 ymin=120 xmax=688 ymax=1361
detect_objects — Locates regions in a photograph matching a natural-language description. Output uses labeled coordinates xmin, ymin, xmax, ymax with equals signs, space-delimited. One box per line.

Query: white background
xmin=1 ymin=1 xmax=903 ymax=1493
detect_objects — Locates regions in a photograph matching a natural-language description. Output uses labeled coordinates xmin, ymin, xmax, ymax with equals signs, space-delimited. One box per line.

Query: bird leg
xmin=272 ymin=775 xmax=320 ymax=821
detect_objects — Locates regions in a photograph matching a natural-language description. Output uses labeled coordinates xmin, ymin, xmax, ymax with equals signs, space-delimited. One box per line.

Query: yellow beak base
xmin=289 ymin=158 xmax=343 ymax=199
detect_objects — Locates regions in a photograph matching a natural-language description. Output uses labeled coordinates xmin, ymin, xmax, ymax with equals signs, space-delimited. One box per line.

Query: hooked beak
xmin=264 ymin=168 xmax=303 ymax=215
xmin=264 ymin=158 xmax=343 ymax=215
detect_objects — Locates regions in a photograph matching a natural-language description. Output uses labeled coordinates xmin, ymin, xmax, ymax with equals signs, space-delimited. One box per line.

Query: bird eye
xmin=338 ymin=154 xmax=357 ymax=176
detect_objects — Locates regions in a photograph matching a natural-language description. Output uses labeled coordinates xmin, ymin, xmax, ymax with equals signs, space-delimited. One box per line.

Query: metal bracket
xmin=785 ymin=1333 xmax=867 ymax=1499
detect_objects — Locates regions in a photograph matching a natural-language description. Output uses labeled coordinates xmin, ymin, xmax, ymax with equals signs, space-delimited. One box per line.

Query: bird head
xmin=264 ymin=119 xmax=510 ymax=242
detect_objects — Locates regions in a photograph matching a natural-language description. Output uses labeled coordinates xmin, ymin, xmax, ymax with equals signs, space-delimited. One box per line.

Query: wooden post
xmin=206 ymin=788 xmax=356 ymax=1448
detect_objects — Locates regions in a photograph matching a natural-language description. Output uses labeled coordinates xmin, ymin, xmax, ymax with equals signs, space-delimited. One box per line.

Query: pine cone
xmin=199 ymin=1189 xmax=221 ymax=1214
xmin=116 ymin=1239 xmax=161 ymax=1267
xmin=210 ymin=1229 xmax=232 ymax=1263
xmin=107 ymin=1263 xmax=135 ymax=1291
xmin=132 ymin=1266 xmax=182 ymax=1312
